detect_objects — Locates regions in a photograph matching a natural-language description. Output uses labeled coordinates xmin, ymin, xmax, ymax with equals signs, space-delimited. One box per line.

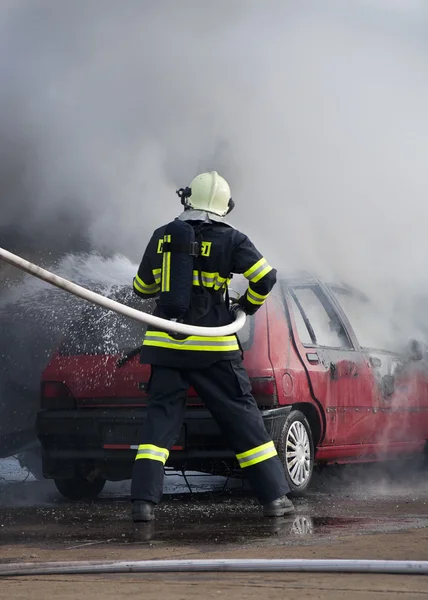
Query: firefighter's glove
xmin=229 ymin=297 xmax=246 ymax=319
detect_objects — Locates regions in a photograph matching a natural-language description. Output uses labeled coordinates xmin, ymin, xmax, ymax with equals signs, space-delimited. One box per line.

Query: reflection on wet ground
xmin=1 ymin=457 xmax=428 ymax=549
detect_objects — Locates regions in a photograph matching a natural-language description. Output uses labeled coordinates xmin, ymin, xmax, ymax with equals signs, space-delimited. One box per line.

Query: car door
xmin=284 ymin=279 xmax=376 ymax=447
xmin=328 ymin=285 xmax=428 ymax=445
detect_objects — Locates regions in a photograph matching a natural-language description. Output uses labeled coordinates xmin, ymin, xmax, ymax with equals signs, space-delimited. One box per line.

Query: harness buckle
xmin=189 ymin=242 xmax=200 ymax=257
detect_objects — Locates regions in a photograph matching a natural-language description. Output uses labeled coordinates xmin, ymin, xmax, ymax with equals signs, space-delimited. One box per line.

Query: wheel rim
xmin=285 ymin=421 xmax=311 ymax=487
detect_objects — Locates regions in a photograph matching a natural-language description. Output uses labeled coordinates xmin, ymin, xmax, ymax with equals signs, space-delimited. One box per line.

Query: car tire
xmin=278 ymin=410 xmax=314 ymax=497
xmin=54 ymin=475 xmax=106 ymax=500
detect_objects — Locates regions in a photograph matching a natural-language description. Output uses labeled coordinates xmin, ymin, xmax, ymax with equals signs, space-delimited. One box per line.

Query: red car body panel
xmin=37 ymin=277 xmax=428 ymax=480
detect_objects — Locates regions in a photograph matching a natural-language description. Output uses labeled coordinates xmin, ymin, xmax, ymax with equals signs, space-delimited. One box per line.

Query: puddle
xmin=2 ymin=458 xmax=428 ymax=550
xmin=1 ymin=497 xmax=428 ymax=549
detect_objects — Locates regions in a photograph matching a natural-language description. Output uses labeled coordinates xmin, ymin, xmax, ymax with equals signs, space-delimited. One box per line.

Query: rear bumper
xmin=36 ymin=406 xmax=291 ymax=480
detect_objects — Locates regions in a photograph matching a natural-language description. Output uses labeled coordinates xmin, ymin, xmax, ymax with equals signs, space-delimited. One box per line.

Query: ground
xmin=1 ymin=457 xmax=428 ymax=598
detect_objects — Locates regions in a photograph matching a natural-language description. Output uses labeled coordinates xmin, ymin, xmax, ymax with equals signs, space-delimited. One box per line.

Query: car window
xmin=289 ymin=294 xmax=313 ymax=345
xmin=290 ymin=285 xmax=352 ymax=349
xmin=329 ymin=286 xmax=397 ymax=351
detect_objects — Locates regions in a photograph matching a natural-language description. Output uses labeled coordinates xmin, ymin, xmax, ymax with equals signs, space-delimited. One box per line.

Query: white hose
xmin=0 ymin=247 xmax=246 ymax=336
xmin=1 ymin=558 xmax=428 ymax=577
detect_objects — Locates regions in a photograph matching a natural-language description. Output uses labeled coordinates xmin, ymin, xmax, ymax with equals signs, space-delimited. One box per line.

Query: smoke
xmin=0 ymin=1 xmax=426 ymax=272
xmin=2 ymin=1 xmax=428 ymax=454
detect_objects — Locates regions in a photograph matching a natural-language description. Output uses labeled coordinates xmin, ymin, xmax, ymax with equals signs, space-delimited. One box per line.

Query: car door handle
xmin=306 ymin=352 xmax=319 ymax=364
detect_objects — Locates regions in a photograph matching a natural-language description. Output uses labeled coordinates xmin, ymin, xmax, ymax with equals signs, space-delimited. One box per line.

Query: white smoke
xmin=0 ymin=0 xmax=426 ymax=290
xmin=2 ymin=0 xmax=428 ymax=455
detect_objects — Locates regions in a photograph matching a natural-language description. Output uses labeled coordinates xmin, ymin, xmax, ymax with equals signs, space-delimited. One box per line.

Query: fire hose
xmin=0 ymin=249 xmax=426 ymax=578
xmin=0 ymin=247 xmax=246 ymax=336
xmin=0 ymin=558 xmax=427 ymax=577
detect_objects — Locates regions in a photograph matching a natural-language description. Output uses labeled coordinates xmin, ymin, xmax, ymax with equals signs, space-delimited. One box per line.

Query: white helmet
xmin=177 ymin=171 xmax=234 ymax=217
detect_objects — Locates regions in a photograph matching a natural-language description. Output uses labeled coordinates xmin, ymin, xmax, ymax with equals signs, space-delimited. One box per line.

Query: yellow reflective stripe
xmin=146 ymin=332 xmax=236 ymax=341
xmin=246 ymin=286 xmax=269 ymax=305
xmin=201 ymin=241 xmax=212 ymax=256
xmin=161 ymin=254 xmax=166 ymax=291
xmin=243 ymin=258 xmax=273 ymax=283
xmin=248 ymin=286 xmax=269 ymax=300
xmin=252 ymin=264 xmax=272 ymax=283
xmin=135 ymin=444 xmax=169 ymax=464
xmin=192 ymin=270 xmax=214 ymax=287
xmin=161 ymin=235 xmax=171 ymax=292
xmin=143 ymin=341 xmax=239 ymax=351
xmin=236 ymin=441 xmax=278 ymax=468
xmin=244 ymin=258 xmax=265 ymax=279
xmin=143 ymin=331 xmax=239 ymax=352
xmin=246 ymin=293 xmax=264 ymax=306
xmin=134 ymin=276 xmax=160 ymax=294
xmin=151 ymin=268 xmax=230 ymax=291
xmin=133 ymin=279 xmax=146 ymax=293
xmin=213 ymin=275 xmax=229 ymax=291
xmin=135 ymin=274 xmax=159 ymax=291
xmin=192 ymin=270 xmax=231 ymax=290
xmin=165 ymin=239 xmax=171 ymax=291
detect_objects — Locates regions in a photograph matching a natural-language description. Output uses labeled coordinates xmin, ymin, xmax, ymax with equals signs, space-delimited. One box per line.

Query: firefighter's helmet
xmin=177 ymin=171 xmax=234 ymax=217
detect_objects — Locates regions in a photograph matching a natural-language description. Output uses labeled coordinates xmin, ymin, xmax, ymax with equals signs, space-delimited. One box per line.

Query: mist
xmin=2 ymin=1 xmax=428 ymax=454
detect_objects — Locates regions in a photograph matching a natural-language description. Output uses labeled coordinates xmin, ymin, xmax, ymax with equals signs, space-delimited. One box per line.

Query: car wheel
xmin=54 ymin=475 xmax=106 ymax=500
xmin=278 ymin=410 xmax=314 ymax=497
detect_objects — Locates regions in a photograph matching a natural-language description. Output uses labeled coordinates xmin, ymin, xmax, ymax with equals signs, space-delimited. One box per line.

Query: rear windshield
xmin=59 ymin=285 xmax=253 ymax=356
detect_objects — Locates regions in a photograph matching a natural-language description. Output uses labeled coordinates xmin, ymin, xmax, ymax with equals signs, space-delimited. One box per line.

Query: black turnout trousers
xmin=131 ymin=359 xmax=290 ymax=505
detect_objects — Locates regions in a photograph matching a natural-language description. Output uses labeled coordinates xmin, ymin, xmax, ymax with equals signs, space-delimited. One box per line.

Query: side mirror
xmin=369 ymin=356 xmax=382 ymax=368
xmin=408 ymin=339 xmax=424 ymax=362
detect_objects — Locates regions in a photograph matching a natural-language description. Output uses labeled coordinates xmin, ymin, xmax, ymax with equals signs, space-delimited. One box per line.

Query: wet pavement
xmin=1 ymin=457 xmax=428 ymax=551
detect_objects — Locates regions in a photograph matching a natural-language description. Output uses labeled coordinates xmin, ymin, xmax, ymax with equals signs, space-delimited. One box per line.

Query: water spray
xmin=0 ymin=247 xmax=246 ymax=337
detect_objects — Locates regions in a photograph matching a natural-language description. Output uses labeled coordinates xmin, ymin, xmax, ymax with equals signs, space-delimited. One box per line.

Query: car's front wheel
xmin=54 ymin=475 xmax=106 ymax=501
xmin=278 ymin=410 xmax=314 ymax=496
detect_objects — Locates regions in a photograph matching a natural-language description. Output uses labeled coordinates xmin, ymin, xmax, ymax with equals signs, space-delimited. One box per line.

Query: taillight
xmin=251 ymin=377 xmax=277 ymax=406
xmin=41 ymin=381 xmax=76 ymax=409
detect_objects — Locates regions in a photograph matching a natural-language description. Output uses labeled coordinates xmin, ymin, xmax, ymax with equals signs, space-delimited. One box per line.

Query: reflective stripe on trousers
xmin=135 ymin=444 xmax=169 ymax=464
xmin=143 ymin=331 xmax=239 ymax=352
xmin=236 ymin=441 xmax=278 ymax=468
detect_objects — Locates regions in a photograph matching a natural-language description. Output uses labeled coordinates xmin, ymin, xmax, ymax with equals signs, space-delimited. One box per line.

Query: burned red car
xmin=36 ymin=276 xmax=428 ymax=500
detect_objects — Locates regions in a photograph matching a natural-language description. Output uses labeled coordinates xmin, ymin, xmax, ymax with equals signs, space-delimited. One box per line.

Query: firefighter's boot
xmin=132 ymin=500 xmax=156 ymax=522
xmin=263 ymin=496 xmax=295 ymax=517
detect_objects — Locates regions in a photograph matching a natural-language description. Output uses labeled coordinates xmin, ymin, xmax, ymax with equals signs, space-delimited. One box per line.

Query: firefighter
xmin=131 ymin=171 xmax=295 ymax=522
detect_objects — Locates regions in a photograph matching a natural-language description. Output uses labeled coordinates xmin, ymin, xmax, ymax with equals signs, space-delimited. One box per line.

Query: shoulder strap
xmin=161 ymin=240 xmax=200 ymax=256
xmin=192 ymin=223 xmax=206 ymax=287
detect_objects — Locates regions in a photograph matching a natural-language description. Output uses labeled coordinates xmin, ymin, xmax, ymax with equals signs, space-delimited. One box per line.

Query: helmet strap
xmin=225 ymin=198 xmax=234 ymax=215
